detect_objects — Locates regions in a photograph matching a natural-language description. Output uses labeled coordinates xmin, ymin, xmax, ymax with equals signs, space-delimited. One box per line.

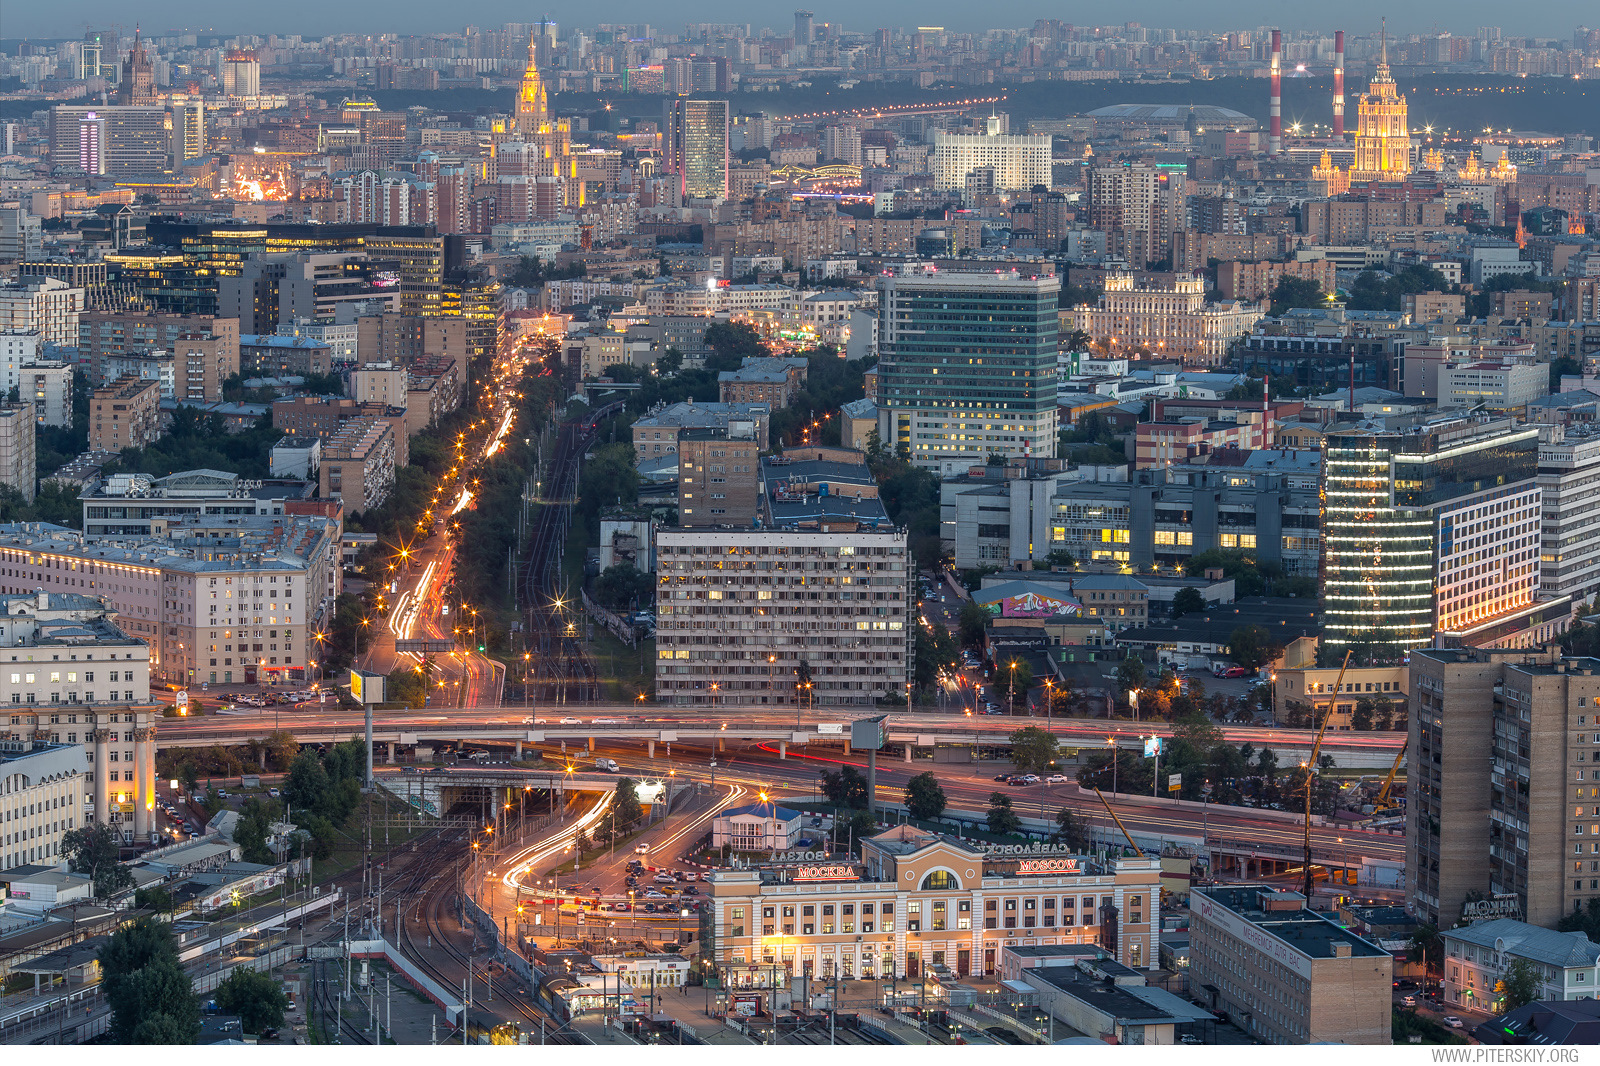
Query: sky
xmin=10 ymin=1 xmax=1591 ymax=41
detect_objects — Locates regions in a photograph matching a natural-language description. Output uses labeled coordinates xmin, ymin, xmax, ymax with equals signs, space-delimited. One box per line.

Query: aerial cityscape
xmin=0 ymin=2 xmax=1598 ymax=1053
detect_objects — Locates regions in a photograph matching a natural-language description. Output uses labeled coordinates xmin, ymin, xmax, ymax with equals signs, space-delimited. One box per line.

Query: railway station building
xmin=699 ymin=825 xmax=1161 ymax=982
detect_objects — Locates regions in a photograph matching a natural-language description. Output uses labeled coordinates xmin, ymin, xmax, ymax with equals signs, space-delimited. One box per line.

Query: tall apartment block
xmin=1409 ymin=647 xmax=1600 ymax=929
xmin=876 ymin=269 xmax=1059 ymax=476
xmin=655 ymin=529 xmax=910 ymax=708
xmin=1320 ymin=415 xmax=1565 ymax=651
xmin=0 ymin=403 xmax=35 ymax=502
xmin=90 ymin=376 xmax=161 ymax=453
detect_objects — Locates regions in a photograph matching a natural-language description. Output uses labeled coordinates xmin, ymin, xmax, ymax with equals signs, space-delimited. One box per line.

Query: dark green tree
xmin=903 ymin=772 xmax=947 ymax=821
xmin=214 ymin=966 xmax=290 ymax=1033
xmin=100 ymin=919 xmax=199 ymax=1043
xmin=61 ymin=823 xmax=134 ymax=901
xmin=1116 ymin=652 xmax=1147 ymax=695
xmin=1494 ymin=958 xmax=1542 ymax=1013
xmin=1009 ymin=726 xmax=1061 ymax=775
xmin=1170 ymin=587 xmax=1206 ymax=618
xmin=594 ymin=563 xmax=654 ymax=610
xmin=1268 ymin=276 xmax=1329 ymax=316
xmin=958 ymin=601 xmax=991 ymax=648
xmin=820 ymin=765 xmax=869 ymax=809
xmin=995 ymin=659 xmax=1033 ymax=709
xmin=655 ymin=348 xmax=684 ymax=375
xmin=135 ymin=886 xmax=174 ymax=913
xmin=1052 ymin=808 xmax=1090 ymax=851
xmin=986 ymin=792 xmax=1022 ymax=835
xmin=1228 ymin=625 xmax=1280 ymax=670
xmin=607 ymin=778 xmax=645 ymax=837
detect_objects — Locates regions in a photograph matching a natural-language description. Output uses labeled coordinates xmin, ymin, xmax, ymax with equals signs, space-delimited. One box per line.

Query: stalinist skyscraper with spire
xmin=508 ymin=26 xmax=580 ymax=209
xmin=1348 ymin=22 xmax=1413 ymax=184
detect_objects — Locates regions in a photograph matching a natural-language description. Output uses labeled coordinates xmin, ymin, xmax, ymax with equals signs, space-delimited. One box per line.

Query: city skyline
xmin=6 ymin=4 xmax=1595 ymax=41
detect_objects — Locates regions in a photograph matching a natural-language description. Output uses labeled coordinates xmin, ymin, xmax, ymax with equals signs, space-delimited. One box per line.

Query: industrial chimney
xmin=1269 ymin=30 xmax=1283 ymax=155
xmin=1332 ymin=30 xmax=1346 ymax=138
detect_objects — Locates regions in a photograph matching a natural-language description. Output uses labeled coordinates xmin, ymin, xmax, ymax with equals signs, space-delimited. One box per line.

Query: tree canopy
xmin=100 ymin=919 xmax=199 ymax=1043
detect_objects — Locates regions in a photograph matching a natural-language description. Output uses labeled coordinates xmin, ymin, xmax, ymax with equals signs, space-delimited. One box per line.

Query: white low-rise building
xmin=711 ymin=802 xmax=803 ymax=852
xmin=0 ymin=741 xmax=89 ymax=875
xmin=1443 ymin=918 xmax=1600 ymax=1013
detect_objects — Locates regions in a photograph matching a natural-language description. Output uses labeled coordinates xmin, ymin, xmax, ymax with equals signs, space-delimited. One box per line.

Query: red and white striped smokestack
xmin=1269 ymin=29 xmax=1282 ymax=156
xmin=1333 ymin=30 xmax=1346 ymax=138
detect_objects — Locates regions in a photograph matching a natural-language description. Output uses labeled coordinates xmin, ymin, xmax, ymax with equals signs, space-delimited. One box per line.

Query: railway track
xmin=310 ymin=957 xmax=372 ymax=1045
xmin=391 ymin=837 xmax=582 ymax=1044
xmin=520 ymin=403 xmax=624 ymax=705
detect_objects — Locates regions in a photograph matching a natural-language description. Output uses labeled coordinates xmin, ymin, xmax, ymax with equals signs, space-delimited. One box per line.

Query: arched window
xmin=920 ymin=870 xmax=958 ymax=891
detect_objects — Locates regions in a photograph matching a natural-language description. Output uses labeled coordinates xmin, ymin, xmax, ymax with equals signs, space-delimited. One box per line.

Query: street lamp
xmin=1007 ymin=660 xmax=1019 ymax=716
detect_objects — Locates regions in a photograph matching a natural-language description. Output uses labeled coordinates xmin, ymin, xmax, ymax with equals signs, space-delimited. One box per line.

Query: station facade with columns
xmin=701 ymin=824 xmax=1162 ymax=983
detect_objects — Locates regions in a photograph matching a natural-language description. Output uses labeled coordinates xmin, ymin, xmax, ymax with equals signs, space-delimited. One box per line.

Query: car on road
xmin=401 ymin=766 xmax=418 ymax=774
xmin=522 ymin=717 xmax=547 ymax=725
xmin=994 ymin=773 xmax=1011 ymax=782
xmin=1443 ymin=1016 xmax=1464 ymax=1029
xmin=653 ymin=872 xmax=676 ymax=883
xmin=559 ymin=717 xmax=581 ymax=724
xmin=268 ymin=787 xmax=280 ymax=797
xmin=1401 ymin=996 xmax=1417 ymax=1008
xmin=635 ymin=843 xmax=650 ymax=854
xmin=1045 ymin=774 xmax=1069 ymax=784
xmin=612 ymin=902 xmax=630 ymax=913
xmin=1016 ymin=774 xmax=1040 ymax=784
xmin=641 ymin=902 xmax=659 ymax=913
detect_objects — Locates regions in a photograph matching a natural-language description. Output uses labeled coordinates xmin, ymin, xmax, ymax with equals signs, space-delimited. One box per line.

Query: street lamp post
xmin=1106 ymin=736 xmax=1117 ymax=796
xmin=1007 ymin=660 xmax=1018 ymax=716
xmin=1043 ymin=678 xmax=1055 ymax=723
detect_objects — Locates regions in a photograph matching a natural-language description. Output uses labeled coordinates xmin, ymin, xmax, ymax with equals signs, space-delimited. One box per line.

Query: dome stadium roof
xmin=1086 ymin=104 xmax=1254 ymax=123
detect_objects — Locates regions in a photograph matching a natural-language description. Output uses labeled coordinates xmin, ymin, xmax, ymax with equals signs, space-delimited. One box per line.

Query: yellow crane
xmin=1373 ymin=739 xmax=1407 ymax=816
xmin=1303 ymin=650 xmax=1352 ymax=898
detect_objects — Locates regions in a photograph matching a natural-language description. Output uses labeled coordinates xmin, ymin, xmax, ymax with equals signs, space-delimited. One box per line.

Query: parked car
xmin=1401 ymin=996 xmax=1417 ymax=1008
xmin=267 ymin=787 xmax=280 ymax=797
xmin=1443 ymin=1016 xmax=1464 ymax=1029
xmin=682 ymin=886 xmax=699 ymax=896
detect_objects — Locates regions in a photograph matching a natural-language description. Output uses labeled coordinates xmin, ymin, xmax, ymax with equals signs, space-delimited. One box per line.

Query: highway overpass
xmin=155 ymin=704 xmax=1405 ymax=767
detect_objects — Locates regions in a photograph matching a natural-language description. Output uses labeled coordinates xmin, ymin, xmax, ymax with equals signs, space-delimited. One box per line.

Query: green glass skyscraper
xmin=877 ymin=269 xmax=1060 ymax=475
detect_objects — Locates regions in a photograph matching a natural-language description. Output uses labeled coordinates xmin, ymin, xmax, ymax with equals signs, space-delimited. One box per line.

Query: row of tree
xmin=98 ymin=917 xmax=289 ymax=1043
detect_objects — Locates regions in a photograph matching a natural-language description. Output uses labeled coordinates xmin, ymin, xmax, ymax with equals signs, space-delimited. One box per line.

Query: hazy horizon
xmin=6 ymin=1 xmax=1592 ymax=42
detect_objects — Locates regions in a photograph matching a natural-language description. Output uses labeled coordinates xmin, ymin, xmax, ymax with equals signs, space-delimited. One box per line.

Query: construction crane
xmin=1373 ymin=739 xmax=1407 ymax=816
xmin=1303 ymin=650 xmax=1352 ymax=898
xmin=1092 ymin=785 xmax=1142 ymax=855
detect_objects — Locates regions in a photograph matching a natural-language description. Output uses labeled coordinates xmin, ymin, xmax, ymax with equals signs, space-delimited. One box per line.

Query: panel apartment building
xmin=1407 ymin=648 xmax=1600 ymax=930
xmin=655 ymin=529 xmax=910 ymax=708
xmin=876 ymin=269 xmax=1060 ymax=476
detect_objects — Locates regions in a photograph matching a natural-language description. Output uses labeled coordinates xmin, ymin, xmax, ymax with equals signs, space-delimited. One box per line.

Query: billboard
xmin=350 ymin=670 xmax=386 ymax=705
xmin=999 ymin=591 xmax=1082 ymax=619
xmin=851 ymin=716 xmax=886 ymax=751
xmin=1143 ymin=735 xmax=1163 ymax=758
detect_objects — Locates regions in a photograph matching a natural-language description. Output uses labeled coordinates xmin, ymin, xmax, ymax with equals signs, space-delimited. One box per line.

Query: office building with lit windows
xmin=876 ymin=269 xmax=1059 ymax=476
xmin=700 ymin=825 xmax=1161 ymax=983
xmin=665 ymin=98 xmax=730 ymax=202
xmin=1320 ymin=415 xmax=1563 ymax=651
